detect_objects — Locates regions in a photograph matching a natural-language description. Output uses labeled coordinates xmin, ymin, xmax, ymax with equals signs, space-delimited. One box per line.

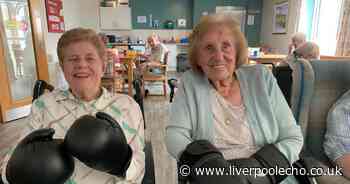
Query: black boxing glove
xmin=64 ymin=112 xmax=132 ymax=177
xmin=179 ymin=140 xmax=249 ymax=184
xmin=228 ymin=144 xmax=291 ymax=184
xmin=6 ymin=128 xmax=74 ymax=184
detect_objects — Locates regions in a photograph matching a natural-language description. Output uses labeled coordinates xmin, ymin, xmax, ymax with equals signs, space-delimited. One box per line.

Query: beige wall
xmin=260 ymin=0 xmax=301 ymax=54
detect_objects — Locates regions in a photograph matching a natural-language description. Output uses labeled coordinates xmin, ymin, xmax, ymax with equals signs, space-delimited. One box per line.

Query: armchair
xmin=291 ymin=59 xmax=350 ymax=184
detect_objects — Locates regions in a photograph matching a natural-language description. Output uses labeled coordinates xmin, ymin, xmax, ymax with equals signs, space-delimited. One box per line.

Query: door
xmin=216 ymin=6 xmax=246 ymax=33
xmin=0 ymin=0 xmax=48 ymax=123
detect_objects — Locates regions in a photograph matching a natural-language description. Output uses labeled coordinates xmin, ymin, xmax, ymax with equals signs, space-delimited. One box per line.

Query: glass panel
xmin=0 ymin=0 xmax=37 ymax=101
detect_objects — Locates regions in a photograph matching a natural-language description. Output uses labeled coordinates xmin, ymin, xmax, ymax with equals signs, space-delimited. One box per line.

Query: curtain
xmin=294 ymin=0 xmax=303 ymax=33
xmin=336 ymin=0 xmax=350 ymax=56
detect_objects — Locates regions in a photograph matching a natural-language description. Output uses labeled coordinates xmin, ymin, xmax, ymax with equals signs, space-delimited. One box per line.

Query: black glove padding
xmin=179 ymin=140 xmax=222 ymax=170
xmin=64 ymin=112 xmax=132 ymax=177
xmin=6 ymin=128 xmax=74 ymax=184
xmin=228 ymin=144 xmax=291 ymax=184
xmin=179 ymin=140 xmax=249 ymax=184
xmin=229 ymin=158 xmax=272 ymax=184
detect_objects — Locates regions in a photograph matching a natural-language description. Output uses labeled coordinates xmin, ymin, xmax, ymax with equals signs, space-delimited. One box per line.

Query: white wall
xmin=40 ymin=0 xmax=191 ymax=86
xmin=45 ymin=0 xmax=83 ymax=63
xmin=44 ymin=0 xmax=190 ymax=63
xmin=38 ymin=0 xmax=82 ymax=87
xmin=260 ymin=0 xmax=301 ymax=54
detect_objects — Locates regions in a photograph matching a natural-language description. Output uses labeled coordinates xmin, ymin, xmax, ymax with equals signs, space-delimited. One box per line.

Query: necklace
xmin=212 ymin=88 xmax=246 ymax=126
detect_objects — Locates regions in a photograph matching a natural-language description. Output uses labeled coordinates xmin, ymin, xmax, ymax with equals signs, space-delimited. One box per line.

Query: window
xmin=298 ymin=0 xmax=343 ymax=55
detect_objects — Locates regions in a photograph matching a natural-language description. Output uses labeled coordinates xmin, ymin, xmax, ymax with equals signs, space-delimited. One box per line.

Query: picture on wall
xmin=273 ymin=1 xmax=288 ymax=34
xmin=45 ymin=0 xmax=65 ymax=33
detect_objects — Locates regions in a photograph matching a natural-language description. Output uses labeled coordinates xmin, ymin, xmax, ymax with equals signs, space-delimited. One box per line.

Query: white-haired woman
xmin=165 ymin=14 xmax=303 ymax=184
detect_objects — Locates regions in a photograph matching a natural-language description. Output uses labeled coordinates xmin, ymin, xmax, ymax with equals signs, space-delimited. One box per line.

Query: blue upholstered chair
xmin=289 ymin=58 xmax=315 ymax=135
xmin=291 ymin=59 xmax=350 ymax=184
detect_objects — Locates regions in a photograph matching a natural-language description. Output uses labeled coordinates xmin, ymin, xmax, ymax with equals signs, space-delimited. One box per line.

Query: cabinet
xmin=0 ymin=0 xmax=49 ymax=123
xmin=99 ymin=7 xmax=132 ymax=30
xmin=164 ymin=43 xmax=189 ymax=72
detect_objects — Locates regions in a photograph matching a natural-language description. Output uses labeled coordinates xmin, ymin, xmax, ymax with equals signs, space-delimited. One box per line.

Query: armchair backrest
xmin=32 ymin=80 xmax=54 ymax=101
xmin=290 ymin=58 xmax=315 ymax=132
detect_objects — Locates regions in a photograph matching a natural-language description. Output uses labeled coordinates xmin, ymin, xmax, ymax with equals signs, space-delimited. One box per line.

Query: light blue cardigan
xmin=165 ymin=64 xmax=303 ymax=183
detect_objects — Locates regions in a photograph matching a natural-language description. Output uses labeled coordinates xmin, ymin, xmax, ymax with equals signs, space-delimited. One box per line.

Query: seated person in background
xmin=288 ymin=32 xmax=306 ymax=55
xmin=139 ymin=34 xmax=169 ymax=76
xmin=98 ymin=32 xmax=109 ymax=45
xmin=0 ymin=28 xmax=145 ymax=184
xmin=165 ymin=14 xmax=303 ymax=184
xmin=282 ymin=41 xmax=320 ymax=69
xmin=293 ymin=41 xmax=320 ymax=60
xmin=324 ymin=90 xmax=350 ymax=179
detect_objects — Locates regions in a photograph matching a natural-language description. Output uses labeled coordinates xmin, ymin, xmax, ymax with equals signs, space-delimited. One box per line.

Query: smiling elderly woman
xmin=1 ymin=28 xmax=145 ymax=184
xmin=165 ymin=14 xmax=303 ymax=184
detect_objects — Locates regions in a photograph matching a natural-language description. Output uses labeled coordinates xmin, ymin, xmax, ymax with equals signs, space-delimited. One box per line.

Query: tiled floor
xmin=143 ymin=96 xmax=177 ymax=184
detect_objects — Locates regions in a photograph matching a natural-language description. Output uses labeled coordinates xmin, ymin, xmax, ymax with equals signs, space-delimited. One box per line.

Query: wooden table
xmin=249 ymin=54 xmax=287 ymax=70
xmin=101 ymin=57 xmax=136 ymax=97
xmin=320 ymin=55 xmax=350 ymax=61
xmin=249 ymin=54 xmax=287 ymax=64
xmin=101 ymin=75 xmax=120 ymax=94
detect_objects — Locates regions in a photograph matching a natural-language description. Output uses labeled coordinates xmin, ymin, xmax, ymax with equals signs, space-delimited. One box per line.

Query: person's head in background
xmin=98 ymin=33 xmax=109 ymax=45
xmin=294 ymin=41 xmax=320 ymax=60
xmin=188 ymin=13 xmax=248 ymax=82
xmin=289 ymin=32 xmax=306 ymax=54
xmin=57 ymin=28 xmax=106 ymax=101
xmin=147 ymin=34 xmax=160 ymax=48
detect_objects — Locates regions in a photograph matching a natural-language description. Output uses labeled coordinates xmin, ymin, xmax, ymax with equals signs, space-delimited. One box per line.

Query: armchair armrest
xmin=300 ymin=157 xmax=349 ymax=184
xmin=159 ymin=64 xmax=167 ymax=68
xmin=147 ymin=63 xmax=167 ymax=70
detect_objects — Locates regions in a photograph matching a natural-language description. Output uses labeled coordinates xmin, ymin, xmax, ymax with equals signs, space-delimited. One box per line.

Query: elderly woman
xmin=145 ymin=34 xmax=168 ymax=65
xmin=288 ymin=32 xmax=306 ymax=54
xmin=293 ymin=41 xmax=320 ymax=60
xmin=165 ymin=14 xmax=303 ymax=184
xmin=324 ymin=90 xmax=350 ymax=179
xmin=1 ymin=28 xmax=145 ymax=184
xmin=283 ymin=41 xmax=320 ymax=69
xmin=138 ymin=34 xmax=169 ymax=76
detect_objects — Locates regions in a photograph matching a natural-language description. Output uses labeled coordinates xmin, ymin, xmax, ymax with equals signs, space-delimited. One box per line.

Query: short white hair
xmin=291 ymin=32 xmax=306 ymax=43
xmin=294 ymin=41 xmax=320 ymax=59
